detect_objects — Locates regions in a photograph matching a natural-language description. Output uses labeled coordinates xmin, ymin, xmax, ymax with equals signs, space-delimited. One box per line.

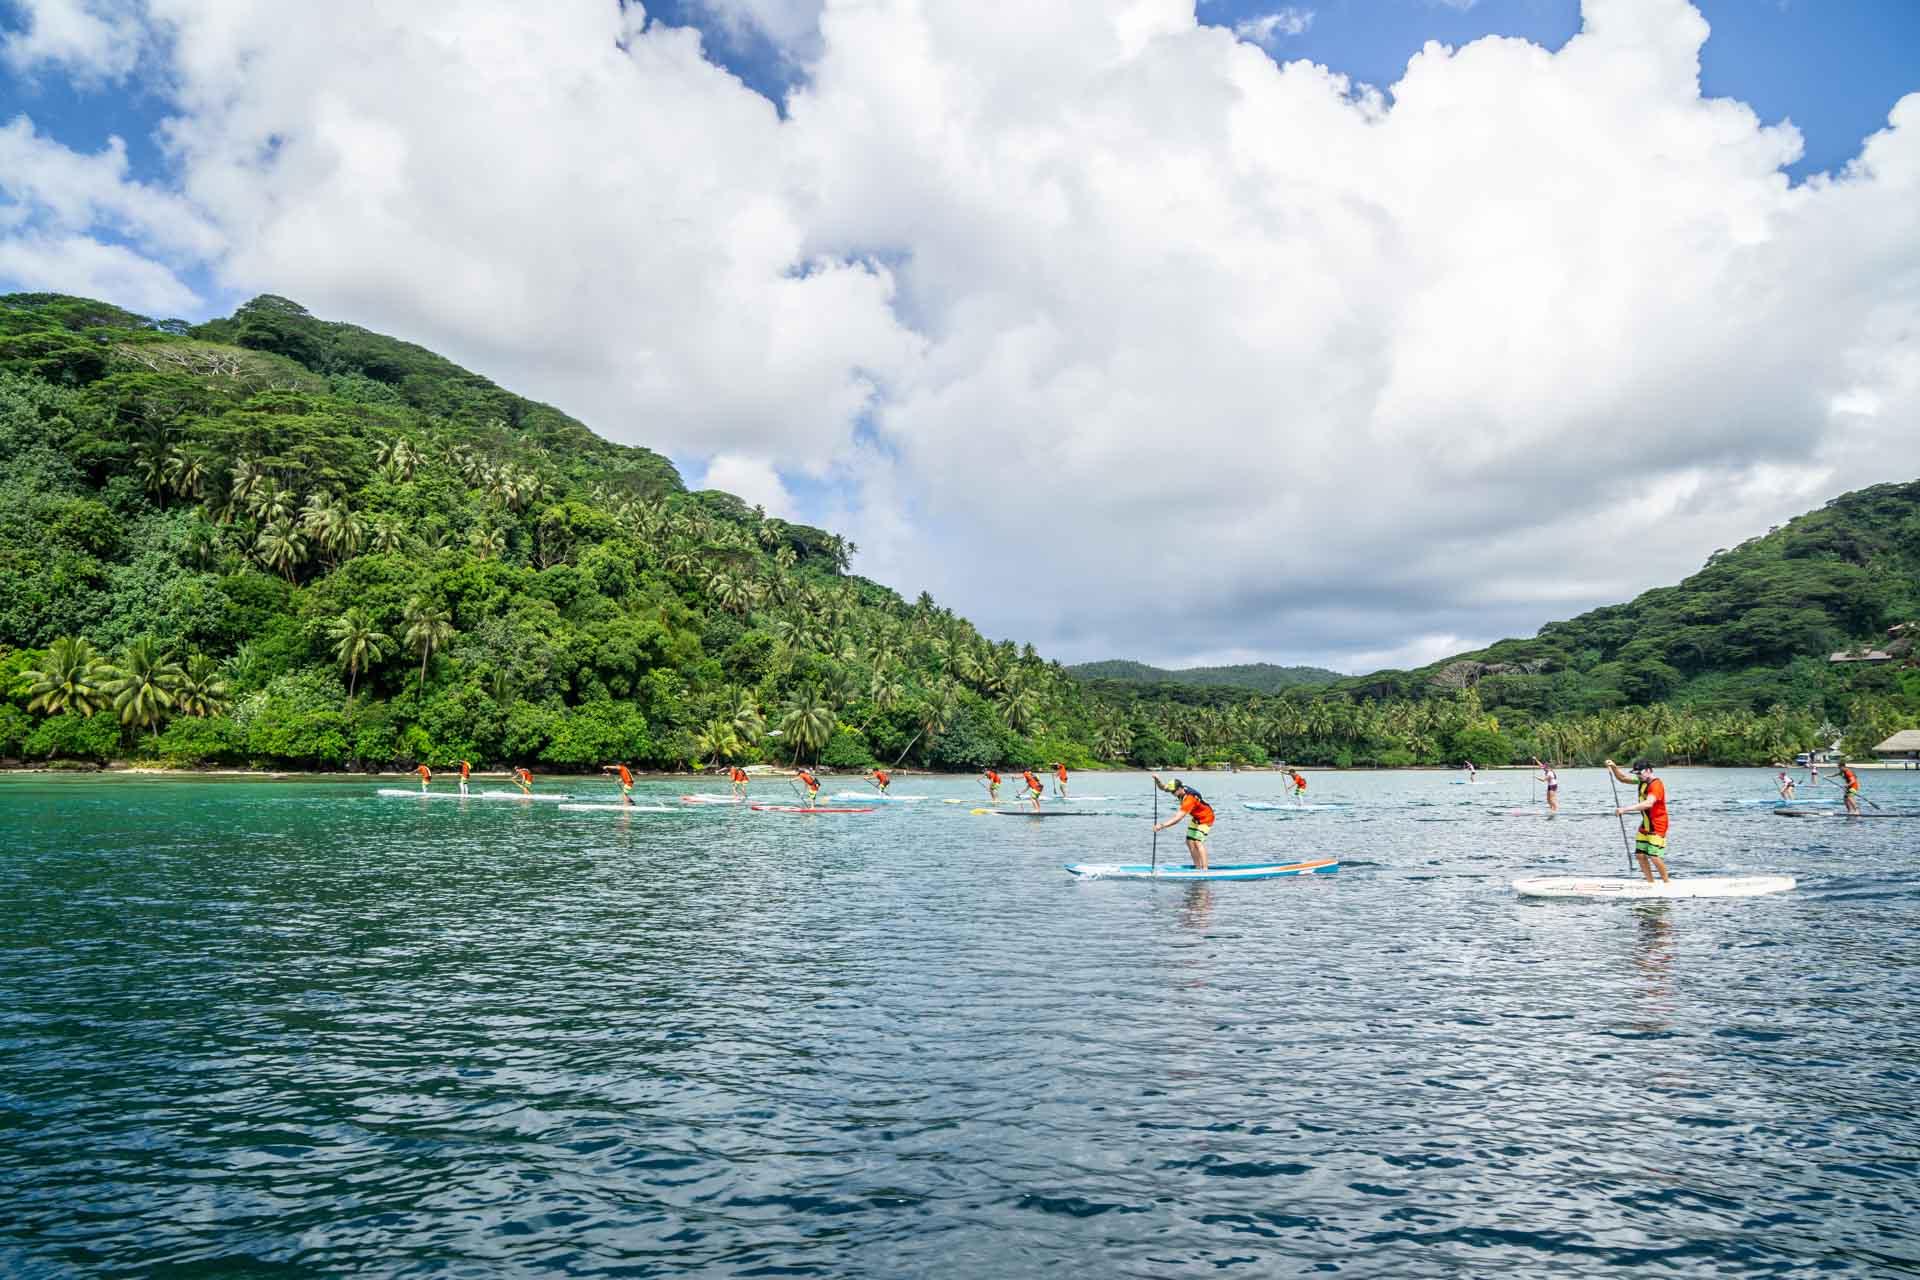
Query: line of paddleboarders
xmin=1770 ymin=759 xmax=1865 ymax=815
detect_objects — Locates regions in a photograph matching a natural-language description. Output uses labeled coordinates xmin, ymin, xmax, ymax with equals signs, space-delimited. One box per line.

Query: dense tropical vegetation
xmin=1067 ymin=660 xmax=1341 ymax=693
xmin=2 ymin=290 xmax=1916 ymax=772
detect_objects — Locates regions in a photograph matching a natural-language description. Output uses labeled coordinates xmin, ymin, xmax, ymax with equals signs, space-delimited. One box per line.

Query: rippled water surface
xmin=4 ymin=768 xmax=1918 ymax=1276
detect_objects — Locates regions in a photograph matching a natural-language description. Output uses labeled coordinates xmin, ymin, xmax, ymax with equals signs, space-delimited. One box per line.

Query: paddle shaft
xmin=1151 ymin=779 xmax=1159 ymax=873
xmin=1818 ymin=773 xmax=1880 ymax=809
xmin=1608 ymin=773 xmax=1634 ymax=873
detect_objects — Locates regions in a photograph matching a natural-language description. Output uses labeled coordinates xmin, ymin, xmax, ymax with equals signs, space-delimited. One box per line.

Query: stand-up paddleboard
xmin=681 ymin=794 xmax=747 ymax=805
xmin=557 ymin=802 xmax=676 ymax=813
xmin=1243 ymin=801 xmax=1345 ymax=811
xmin=991 ymin=809 xmax=1106 ymax=817
xmin=477 ymin=790 xmax=572 ymax=802
xmin=1513 ymin=875 xmax=1796 ymax=899
xmin=1774 ymin=808 xmax=1915 ymax=819
xmin=829 ymin=792 xmax=928 ymax=803
xmin=1449 ymin=780 xmax=1497 ymax=785
xmin=377 ymin=788 xmax=466 ymax=800
xmin=1066 ymin=857 xmax=1339 ymax=881
xmin=1733 ymin=796 xmax=1835 ymax=807
xmin=1500 ymin=807 xmax=1610 ymax=818
xmin=751 ymin=804 xmax=876 ymax=814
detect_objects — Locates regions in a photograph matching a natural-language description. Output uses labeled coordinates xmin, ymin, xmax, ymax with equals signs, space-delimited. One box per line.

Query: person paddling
xmin=1288 ymin=768 xmax=1308 ymax=800
xmin=729 ymin=765 xmax=750 ymax=799
xmin=1838 ymin=760 xmax=1862 ymax=816
xmin=457 ymin=759 xmax=471 ymax=795
xmin=1051 ymin=762 xmax=1070 ymax=800
xmin=602 ymin=762 xmax=634 ymax=806
xmin=982 ymin=768 xmax=1002 ymax=804
xmin=868 ymin=767 xmax=892 ymax=795
xmin=1150 ymin=775 xmax=1217 ymax=871
xmin=1462 ymin=760 xmax=1477 ymax=784
xmin=1606 ymin=758 xmax=1669 ymax=885
xmin=1775 ymin=770 xmax=1796 ymax=802
xmin=795 ymin=768 xmax=822 ymax=808
xmin=513 ymin=765 xmax=534 ymax=796
xmin=1019 ymin=768 xmax=1044 ymax=812
xmin=1533 ymin=757 xmax=1558 ymax=815
xmin=415 ymin=763 xmax=432 ymax=792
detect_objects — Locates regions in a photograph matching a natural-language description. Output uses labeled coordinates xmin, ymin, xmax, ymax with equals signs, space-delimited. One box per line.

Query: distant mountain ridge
xmin=1068 ymin=659 xmax=1342 ymax=694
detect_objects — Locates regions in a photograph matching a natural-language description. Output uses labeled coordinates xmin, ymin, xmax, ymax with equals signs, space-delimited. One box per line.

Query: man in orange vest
xmin=602 ymin=762 xmax=634 ymax=806
xmin=457 ymin=759 xmax=470 ymax=795
xmin=1607 ymin=758 xmax=1669 ymax=884
xmin=1051 ymin=761 xmax=1069 ymax=799
xmin=728 ymin=764 xmax=750 ymax=799
xmin=1839 ymin=760 xmax=1863 ymax=816
xmin=1151 ymin=775 xmax=1218 ymax=871
xmin=415 ymin=763 xmax=432 ymax=792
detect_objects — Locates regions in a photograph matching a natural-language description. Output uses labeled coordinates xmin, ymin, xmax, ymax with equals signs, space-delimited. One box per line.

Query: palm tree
xmin=402 ymin=597 xmax=454 ymax=692
xmin=470 ymin=524 xmax=505 ymax=560
xmin=174 ymin=654 xmax=231 ymax=718
xmin=256 ymin=519 xmax=310 ymax=582
xmin=695 ymin=717 xmax=742 ymax=767
xmin=164 ymin=445 xmax=211 ymax=500
xmin=327 ymin=607 xmax=392 ymax=698
xmin=368 ymin=515 xmax=407 ymax=554
xmin=23 ymin=637 xmax=109 ymax=717
xmin=778 ymin=688 xmax=835 ymax=763
xmin=102 ymin=637 xmax=185 ymax=736
xmin=726 ymin=689 xmax=766 ymax=745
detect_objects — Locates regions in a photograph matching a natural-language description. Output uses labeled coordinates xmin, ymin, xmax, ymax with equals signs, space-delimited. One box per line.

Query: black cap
xmin=1631 ymin=758 xmax=1652 ymax=772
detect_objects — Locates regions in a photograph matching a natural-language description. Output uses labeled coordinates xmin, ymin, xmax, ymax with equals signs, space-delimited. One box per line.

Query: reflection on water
xmin=1631 ymin=903 xmax=1677 ymax=1032
xmin=1 ymin=770 xmax=1916 ymax=1278
xmin=1179 ymin=881 xmax=1215 ymax=929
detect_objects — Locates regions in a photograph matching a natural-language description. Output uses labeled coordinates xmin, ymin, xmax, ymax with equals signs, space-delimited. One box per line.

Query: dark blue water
xmin=3 ymin=768 xmax=1917 ymax=1276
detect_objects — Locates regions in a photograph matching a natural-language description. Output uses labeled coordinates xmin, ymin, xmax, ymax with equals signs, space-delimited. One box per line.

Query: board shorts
xmin=1186 ymin=822 xmax=1212 ymax=843
xmin=1636 ymin=831 xmax=1667 ymax=860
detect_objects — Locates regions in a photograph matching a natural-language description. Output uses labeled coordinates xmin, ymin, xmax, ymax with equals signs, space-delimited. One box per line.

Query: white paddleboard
xmin=557 ymin=803 xmax=676 ymax=813
xmin=477 ymin=790 xmax=572 ymax=802
xmin=1513 ymin=875 xmax=1796 ymax=900
xmin=829 ymin=792 xmax=928 ymax=803
xmin=377 ymin=788 xmax=463 ymax=799
xmin=681 ymin=794 xmax=748 ymax=804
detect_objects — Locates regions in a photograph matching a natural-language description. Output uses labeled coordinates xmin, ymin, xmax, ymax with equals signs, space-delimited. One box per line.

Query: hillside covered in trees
xmin=1067 ymin=660 xmax=1341 ymax=694
xmin=2 ymin=289 xmax=1916 ymax=772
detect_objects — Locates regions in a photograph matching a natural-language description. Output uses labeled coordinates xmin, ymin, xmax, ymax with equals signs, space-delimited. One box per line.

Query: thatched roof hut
xmin=1873 ymin=730 xmax=1920 ymax=756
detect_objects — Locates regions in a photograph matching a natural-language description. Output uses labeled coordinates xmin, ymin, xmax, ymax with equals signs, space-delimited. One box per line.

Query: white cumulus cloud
xmin=0 ymin=0 xmax=1916 ymax=672
xmin=1 ymin=0 xmax=145 ymax=80
xmin=1235 ymin=7 xmax=1314 ymax=47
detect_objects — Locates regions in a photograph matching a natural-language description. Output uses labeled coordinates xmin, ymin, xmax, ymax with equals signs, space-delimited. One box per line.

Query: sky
xmin=0 ymin=0 xmax=1916 ymax=674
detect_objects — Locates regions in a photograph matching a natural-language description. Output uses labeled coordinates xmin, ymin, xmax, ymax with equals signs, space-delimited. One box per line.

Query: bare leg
xmin=1649 ymin=855 xmax=1670 ymax=884
xmin=1188 ymin=836 xmax=1208 ymax=871
xmin=1636 ymin=851 xmax=1655 ymax=884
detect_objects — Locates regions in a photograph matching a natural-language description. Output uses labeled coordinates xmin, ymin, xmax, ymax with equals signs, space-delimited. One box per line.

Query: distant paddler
xmin=1606 ymin=758 xmax=1670 ymax=885
xmin=1533 ymin=757 xmax=1558 ymax=815
xmin=458 ymin=759 xmax=471 ymax=795
xmin=1051 ymin=762 xmax=1070 ymax=799
xmin=512 ymin=766 xmax=535 ymax=796
xmin=415 ymin=763 xmax=433 ymax=792
xmin=1019 ymin=768 xmax=1045 ymax=812
xmin=1150 ymin=775 xmax=1217 ymax=871
xmin=867 ymin=767 xmax=892 ymax=795
xmin=981 ymin=768 xmax=1002 ymax=803
xmin=1287 ymin=767 xmax=1308 ymax=800
xmin=794 ymin=768 xmax=822 ymax=808
xmin=1462 ymin=760 xmax=1477 ymax=784
xmin=729 ymin=765 xmax=750 ymax=799
xmin=1775 ymin=770 xmax=1796 ymax=802
xmin=601 ymin=762 xmax=635 ymax=806
xmin=1837 ymin=760 xmax=1863 ymax=816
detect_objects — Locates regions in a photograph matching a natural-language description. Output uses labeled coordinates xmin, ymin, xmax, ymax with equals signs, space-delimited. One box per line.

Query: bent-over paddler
xmin=602 ymin=762 xmax=634 ymax=806
xmin=415 ymin=763 xmax=432 ymax=792
xmin=1151 ymin=775 xmax=1216 ymax=871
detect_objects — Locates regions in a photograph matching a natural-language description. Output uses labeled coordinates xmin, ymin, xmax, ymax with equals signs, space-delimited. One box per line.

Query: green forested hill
xmin=1066 ymin=660 xmax=1341 ymax=693
xmin=1 ymin=289 xmax=1915 ymax=772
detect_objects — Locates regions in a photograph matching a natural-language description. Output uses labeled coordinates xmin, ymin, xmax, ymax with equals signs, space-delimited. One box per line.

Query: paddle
xmin=1151 ymin=775 xmax=1160 ymax=875
xmin=1607 ymin=768 xmax=1634 ymax=874
xmin=1818 ymin=773 xmax=1881 ymax=810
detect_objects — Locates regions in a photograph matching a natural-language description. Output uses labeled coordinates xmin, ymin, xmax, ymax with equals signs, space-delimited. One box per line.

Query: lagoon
xmin=2 ymin=768 xmax=1916 ymax=1275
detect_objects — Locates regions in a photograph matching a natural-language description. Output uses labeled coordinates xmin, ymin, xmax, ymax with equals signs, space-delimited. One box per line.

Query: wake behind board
xmin=991 ymin=809 xmax=1105 ymax=817
xmin=829 ymin=792 xmax=928 ymax=803
xmin=1513 ymin=875 xmax=1795 ymax=900
xmin=477 ymin=790 xmax=573 ymax=802
xmin=557 ymin=803 xmax=676 ymax=813
xmin=1774 ymin=808 xmax=1916 ymax=819
xmin=1066 ymin=857 xmax=1340 ymax=882
xmin=751 ymin=804 xmax=876 ymax=814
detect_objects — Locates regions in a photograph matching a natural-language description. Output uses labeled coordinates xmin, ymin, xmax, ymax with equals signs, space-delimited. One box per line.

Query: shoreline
xmin=2 ymin=761 xmax=1909 ymax=781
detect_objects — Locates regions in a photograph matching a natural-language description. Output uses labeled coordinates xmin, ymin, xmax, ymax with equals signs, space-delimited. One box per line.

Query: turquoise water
xmin=3 ymin=767 xmax=1917 ymax=1276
